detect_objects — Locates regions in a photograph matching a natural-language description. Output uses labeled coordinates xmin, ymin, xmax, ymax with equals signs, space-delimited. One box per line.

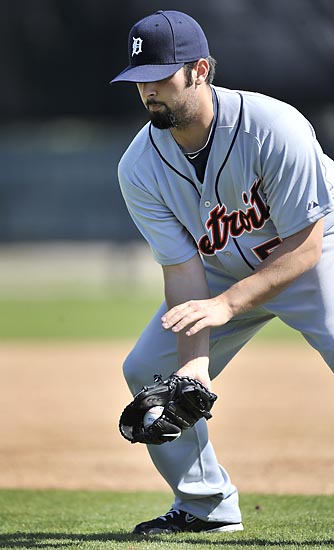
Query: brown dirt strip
xmin=0 ymin=341 xmax=333 ymax=494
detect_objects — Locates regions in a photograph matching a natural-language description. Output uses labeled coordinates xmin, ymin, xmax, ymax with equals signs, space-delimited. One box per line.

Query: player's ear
xmin=194 ymin=58 xmax=209 ymax=85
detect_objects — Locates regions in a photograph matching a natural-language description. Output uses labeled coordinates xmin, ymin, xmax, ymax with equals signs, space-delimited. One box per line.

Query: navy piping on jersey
xmin=148 ymin=91 xmax=255 ymax=271
xmin=149 ymin=125 xmax=199 ymax=192
xmin=214 ymin=93 xmax=255 ymax=271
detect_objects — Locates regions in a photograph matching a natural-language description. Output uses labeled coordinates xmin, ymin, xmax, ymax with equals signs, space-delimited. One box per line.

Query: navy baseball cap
xmin=110 ymin=10 xmax=209 ymax=84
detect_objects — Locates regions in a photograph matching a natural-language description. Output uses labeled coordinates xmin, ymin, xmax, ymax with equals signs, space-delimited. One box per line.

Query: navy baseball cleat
xmin=133 ymin=508 xmax=244 ymax=535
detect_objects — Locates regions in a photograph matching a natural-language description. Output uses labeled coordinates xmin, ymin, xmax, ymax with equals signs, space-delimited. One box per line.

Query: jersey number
xmin=252 ymin=236 xmax=282 ymax=261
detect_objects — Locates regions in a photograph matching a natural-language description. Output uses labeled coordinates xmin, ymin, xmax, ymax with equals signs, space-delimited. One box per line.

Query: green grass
xmin=0 ymin=490 xmax=333 ymax=549
xmin=0 ymin=291 xmax=302 ymax=342
xmin=0 ymin=293 xmax=161 ymax=341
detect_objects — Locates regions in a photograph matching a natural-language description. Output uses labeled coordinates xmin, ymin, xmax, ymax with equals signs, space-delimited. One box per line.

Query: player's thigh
xmin=265 ymin=231 xmax=334 ymax=370
xmin=123 ymin=301 xmax=177 ymax=393
xmin=303 ymin=228 xmax=334 ymax=368
xmin=208 ymin=312 xmax=275 ymax=380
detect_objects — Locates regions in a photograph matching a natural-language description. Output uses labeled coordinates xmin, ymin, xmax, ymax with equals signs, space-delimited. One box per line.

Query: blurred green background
xmin=0 ymin=292 xmax=303 ymax=342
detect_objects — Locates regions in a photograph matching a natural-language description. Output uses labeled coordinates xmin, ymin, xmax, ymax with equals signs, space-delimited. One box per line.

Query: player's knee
xmin=122 ymin=351 xmax=136 ymax=393
xmin=122 ymin=348 xmax=147 ymax=394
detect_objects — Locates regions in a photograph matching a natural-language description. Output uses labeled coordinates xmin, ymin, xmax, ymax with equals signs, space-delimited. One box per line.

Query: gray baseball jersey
xmin=118 ymin=86 xmax=334 ymax=365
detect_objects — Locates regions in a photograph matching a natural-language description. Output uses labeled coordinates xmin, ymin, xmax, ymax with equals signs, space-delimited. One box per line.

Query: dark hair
xmin=184 ymin=56 xmax=217 ymax=87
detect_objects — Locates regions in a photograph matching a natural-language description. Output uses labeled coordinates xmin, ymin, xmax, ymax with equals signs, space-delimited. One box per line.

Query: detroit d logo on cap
xmin=132 ymin=37 xmax=143 ymax=57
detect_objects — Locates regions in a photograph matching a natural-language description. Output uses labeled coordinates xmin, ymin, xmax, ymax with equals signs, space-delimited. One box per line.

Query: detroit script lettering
xmin=198 ymin=178 xmax=270 ymax=255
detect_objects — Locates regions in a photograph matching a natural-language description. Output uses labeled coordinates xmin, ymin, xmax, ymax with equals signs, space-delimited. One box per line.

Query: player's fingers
xmin=185 ymin=318 xmax=210 ymax=336
xmin=170 ymin=311 xmax=204 ymax=332
xmin=161 ymin=302 xmax=196 ymax=329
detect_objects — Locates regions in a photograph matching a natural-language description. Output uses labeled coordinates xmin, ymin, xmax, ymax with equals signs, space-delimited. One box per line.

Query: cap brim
xmin=110 ymin=62 xmax=184 ymax=84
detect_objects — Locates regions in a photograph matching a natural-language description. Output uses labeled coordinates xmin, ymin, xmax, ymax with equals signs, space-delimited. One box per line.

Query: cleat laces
xmin=158 ymin=509 xmax=181 ymax=522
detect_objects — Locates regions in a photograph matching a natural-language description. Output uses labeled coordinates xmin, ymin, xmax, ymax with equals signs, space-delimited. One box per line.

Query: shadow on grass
xmin=0 ymin=532 xmax=333 ymax=548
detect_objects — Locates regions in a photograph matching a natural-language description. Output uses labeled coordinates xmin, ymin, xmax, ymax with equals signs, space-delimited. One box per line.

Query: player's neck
xmin=170 ymin=87 xmax=214 ymax=154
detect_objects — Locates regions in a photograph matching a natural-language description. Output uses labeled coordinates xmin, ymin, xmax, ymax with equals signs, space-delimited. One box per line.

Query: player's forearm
xmin=222 ymin=219 xmax=324 ymax=318
xmin=175 ymin=321 xmax=211 ymax=389
xmin=162 ymin=254 xmax=210 ymax=374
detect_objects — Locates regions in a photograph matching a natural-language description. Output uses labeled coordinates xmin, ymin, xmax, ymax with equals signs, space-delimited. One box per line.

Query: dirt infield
xmin=0 ymin=341 xmax=333 ymax=494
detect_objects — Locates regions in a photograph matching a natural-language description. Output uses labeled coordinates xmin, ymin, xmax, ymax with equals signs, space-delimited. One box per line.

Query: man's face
xmin=136 ymin=67 xmax=198 ymax=130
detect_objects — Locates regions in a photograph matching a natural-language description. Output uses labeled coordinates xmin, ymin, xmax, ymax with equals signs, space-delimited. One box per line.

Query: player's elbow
xmin=307 ymin=238 xmax=323 ymax=269
xmin=307 ymin=219 xmax=324 ymax=268
xmin=301 ymin=232 xmax=323 ymax=274
xmin=290 ymin=218 xmax=324 ymax=273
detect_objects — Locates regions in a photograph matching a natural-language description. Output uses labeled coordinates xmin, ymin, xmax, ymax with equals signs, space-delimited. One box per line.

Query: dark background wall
xmin=0 ymin=0 xmax=333 ymax=242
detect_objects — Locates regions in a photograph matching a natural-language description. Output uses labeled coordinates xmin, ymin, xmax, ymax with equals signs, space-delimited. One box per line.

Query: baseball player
xmin=111 ymin=10 xmax=334 ymax=535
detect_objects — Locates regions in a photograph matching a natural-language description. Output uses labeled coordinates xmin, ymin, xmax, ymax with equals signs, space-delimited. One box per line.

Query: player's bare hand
xmin=161 ymin=296 xmax=232 ymax=336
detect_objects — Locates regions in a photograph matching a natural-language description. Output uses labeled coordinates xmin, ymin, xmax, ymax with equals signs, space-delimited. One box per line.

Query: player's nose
xmin=139 ymin=82 xmax=158 ymax=99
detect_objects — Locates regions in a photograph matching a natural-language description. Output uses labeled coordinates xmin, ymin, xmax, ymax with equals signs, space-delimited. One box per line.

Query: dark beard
xmin=149 ymin=108 xmax=176 ymax=129
xmin=147 ymin=101 xmax=194 ymax=130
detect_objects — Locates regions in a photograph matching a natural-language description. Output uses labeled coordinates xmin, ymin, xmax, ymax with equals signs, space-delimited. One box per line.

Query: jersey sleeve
xmin=118 ymin=156 xmax=198 ymax=265
xmin=260 ymin=108 xmax=334 ymax=239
